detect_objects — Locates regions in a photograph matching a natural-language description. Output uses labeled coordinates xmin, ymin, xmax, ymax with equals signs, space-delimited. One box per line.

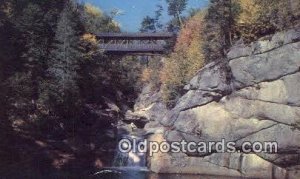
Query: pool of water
xmin=91 ymin=167 xmax=243 ymax=179
xmin=98 ymin=134 xmax=243 ymax=179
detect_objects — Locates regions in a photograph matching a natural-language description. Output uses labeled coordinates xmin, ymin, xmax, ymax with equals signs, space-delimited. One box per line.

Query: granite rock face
xmin=126 ymin=84 xmax=167 ymax=134
xmin=148 ymin=29 xmax=300 ymax=178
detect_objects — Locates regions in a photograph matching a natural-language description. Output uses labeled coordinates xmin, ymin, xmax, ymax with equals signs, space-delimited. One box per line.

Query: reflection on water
xmin=149 ymin=174 xmax=243 ymax=179
xmin=92 ymin=168 xmax=243 ymax=179
xmin=97 ymin=135 xmax=243 ymax=179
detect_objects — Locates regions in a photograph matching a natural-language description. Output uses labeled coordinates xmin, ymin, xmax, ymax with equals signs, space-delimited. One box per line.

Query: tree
xmin=140 ymin=16 xmax=156 ymax=32
xmin=0 ymin=0 xmax=145 ymax=174
xmin=236 ymin=0 xmax=260 ymax=24
xmin=80 ymin=3 xmax=120 ymax=33
xmin=166 ymin=0 xmax=187 ymax=27
xmin=0 ymin=0 xmax=65 ymax=125
xmin=41 ymin=1 xmax=83 ymax=122
xmin=140 ymin=4 xmax=164 ymax=32
xmin=232 ymin=0 xmax=300 ymax=43
xmin=160 ymin=12 xmax=205 ymax=107
xmin=232 ymin=0 xmax=274 ymax=42
xmin=254 ymin=0 xmax=297 ymax=30
xmin=154 ymin=4 xmax=164 ymax=30
xmin=203 ymin=0 xmax=239 ymax=62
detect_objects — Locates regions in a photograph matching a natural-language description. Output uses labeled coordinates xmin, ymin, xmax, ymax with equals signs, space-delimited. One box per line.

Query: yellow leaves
xmin=160 ymin=11 xmax=206 ymax=105
xmin=236 ymin=0 xmax=260 ymax=25
xmin=1 ymin=1 xmax=13 ymax=18
xmin=80 ymin=33 xmax=100 ymax=59
xmin=107 ymin=20 xmax=121 ymax=32
xmin=290 ymin=0 xmax=300 ymax=16
xmin=186 ymin=40 xmax=204 ymax=76
xmin=141 ymin=68 xmax=152 ymax=83
xmin=175 ymin=12 xmax=204 ymax=52
xmin=234 ymin=0 xmax=299 ymax=42
xmin=84 ymin=3 xmax=103 ymax=17
xmin=160 ymin=56 xmax=183 ymax=86
xmin=82 ymin=3 xmax=120 ymax=33
xmin=170 ymin=11 xmax=205 ymax=82
xmin=233 ymin=0 xmax=279 ymax=42
xmin=81 ymin=33 xmax=98 ymax=45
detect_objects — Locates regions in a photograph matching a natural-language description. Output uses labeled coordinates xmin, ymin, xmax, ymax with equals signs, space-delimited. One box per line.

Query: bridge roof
xmin=97 ymin=32 xmax=174 ymax=40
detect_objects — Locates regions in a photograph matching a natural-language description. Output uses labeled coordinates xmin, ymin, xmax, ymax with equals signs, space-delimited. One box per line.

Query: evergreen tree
xmin=140 ymin=4 xmax=164 ymax=32
xmin=203 ymin=0 xmax=239 ymax=62
xmin=254 ymin=0 xmax=297 ymax=30
xmin=42 ymin=1 xmax=83 ymax=114
xmin=154 ymin=4 xmax=164 ymax=30
xmin=166 ymin=0 xmax=187 ymax=27
xmin=140 ymin=16 xmax=156 ymax=32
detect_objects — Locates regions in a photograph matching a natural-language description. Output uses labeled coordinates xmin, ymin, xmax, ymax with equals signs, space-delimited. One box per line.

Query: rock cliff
xmin=146 ymin=28 xmax=300 ymax=178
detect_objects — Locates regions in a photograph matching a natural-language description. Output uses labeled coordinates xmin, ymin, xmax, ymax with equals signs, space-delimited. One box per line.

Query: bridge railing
xmin=99 ymin=44 xmax=165 ymax=52
xmin=97 ymin=32 xmax=174 ymax=54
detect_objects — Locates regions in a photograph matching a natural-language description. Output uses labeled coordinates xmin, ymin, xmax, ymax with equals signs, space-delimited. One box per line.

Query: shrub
xmin=140 ymin=56 xmax=163 ymax=91
xmin=233 ymin=0 xmax=300 ymax=43
xmin=160 ymin=12 xmax=205 ymax=107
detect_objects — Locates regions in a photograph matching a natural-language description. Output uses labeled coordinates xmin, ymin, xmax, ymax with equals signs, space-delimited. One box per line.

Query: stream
xmin=91 ymin=132 xmax=242 ymax=179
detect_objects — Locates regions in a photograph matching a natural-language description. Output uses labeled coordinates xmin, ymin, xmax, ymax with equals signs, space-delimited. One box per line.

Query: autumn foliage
xmin=159 ymin=0 xmax=300 ymax=106
xmin=160 ymin=12 xmax=205 ymax=106
xmin=233 ymin=0 xmax=300 ymax=42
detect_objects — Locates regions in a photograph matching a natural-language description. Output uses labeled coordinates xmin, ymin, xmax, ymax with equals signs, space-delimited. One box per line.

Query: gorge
xmin=1 ymin=0 xmax=300 ymax=178
xmin=111 ymin=28 xmax=300 ymax=179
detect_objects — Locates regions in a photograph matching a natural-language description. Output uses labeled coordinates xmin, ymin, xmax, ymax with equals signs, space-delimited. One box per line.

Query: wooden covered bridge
xmin=97 ymin=32 xmax=174 ymax=55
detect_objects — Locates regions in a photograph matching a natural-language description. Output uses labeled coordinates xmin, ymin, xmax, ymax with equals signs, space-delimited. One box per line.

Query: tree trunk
xmin=176 ymin=11 xmax=183 ymax=27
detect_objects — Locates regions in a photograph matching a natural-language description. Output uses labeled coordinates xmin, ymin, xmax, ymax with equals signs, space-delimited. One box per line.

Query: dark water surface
xmin=91 ymin=167 xmax=243 ymax=179
xmin=94 ymin=134 xmax=243 ymax=179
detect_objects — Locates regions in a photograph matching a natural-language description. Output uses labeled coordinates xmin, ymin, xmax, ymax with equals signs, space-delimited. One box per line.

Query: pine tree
xmin=43 ymin=1 xmax=82 ymax=105
xmin=254 ymin=0 xmax=297 ymax=30
xmin=140 ymin=16 xmax=156 ymax=32
xmin=154 ymin=4 xmax=164 ymax=30
xmin=203 ymin=0 xmax=239 ymax=62
xmin=166 ymin=0 xmax=187 ymax=27
xmin=140 ymin=4 xmax=164 ymax=32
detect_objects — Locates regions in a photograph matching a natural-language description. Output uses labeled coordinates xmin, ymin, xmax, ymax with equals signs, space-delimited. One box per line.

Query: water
xmin=113 ymin=135 xmax=147 ymax=168
xmin=92 ymin=134 xmax=243 ymax=179
xmin=91 ymin=170 xmax=243 ymax=179
xmin=92 ymin=134 xmax=149 ymax=179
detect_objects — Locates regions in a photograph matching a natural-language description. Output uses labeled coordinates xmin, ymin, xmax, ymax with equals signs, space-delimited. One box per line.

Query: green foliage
xmin=166 ymin=0 xmax=187 ymax=26
xmin=203 ymin=0 xmax=240 ymax=62
xmin=40 ymin=1 xmax=83 ymax=120
xmin=140 ymin=4 xmax=164 ymax=32
xmin=158 ymin=0 xmax=300 ymax=108
xmin=230 ymin=0 xmax=300 ymax=43
xmin=0 ymin=0 xmax=129 ymax=141
xmin=80 ymin=3 xmax=120 ymax=33
xmin=140 ymin=16 xmax=156 ymax=32
xmin=202 ymin=0 xmax=300 ymax=60
xmin=0 ymin=0 xmax=65 ymax=125
xmin=155 ymin=4 xmax=164 ymax=30
xmin=255 ymin=0 xmax=295 ymax=30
